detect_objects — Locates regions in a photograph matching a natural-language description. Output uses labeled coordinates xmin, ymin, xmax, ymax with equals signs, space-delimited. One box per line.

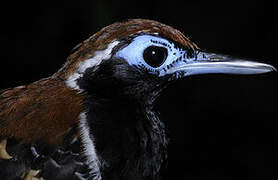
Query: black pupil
xmin=143 ymin=46 xmax=168 ymax=68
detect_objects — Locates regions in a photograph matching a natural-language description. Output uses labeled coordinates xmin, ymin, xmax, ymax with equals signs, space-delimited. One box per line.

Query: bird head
xmin=52 ymin=19 xmax=275 ymax=179
xmin=56 ymin=19 xmax=275 ymax=106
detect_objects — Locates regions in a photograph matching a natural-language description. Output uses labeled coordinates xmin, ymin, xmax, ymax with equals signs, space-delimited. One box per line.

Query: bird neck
xmin=83 ymin=96 xmax=168 ymax=180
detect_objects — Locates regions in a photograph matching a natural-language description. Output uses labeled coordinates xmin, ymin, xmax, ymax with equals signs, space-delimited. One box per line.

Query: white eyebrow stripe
xmin=66 ymin=41 xmax=120 ymax=91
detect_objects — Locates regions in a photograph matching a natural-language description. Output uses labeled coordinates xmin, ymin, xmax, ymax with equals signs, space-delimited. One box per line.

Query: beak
xmin=165 ymin=51 xmax=276 ymax=77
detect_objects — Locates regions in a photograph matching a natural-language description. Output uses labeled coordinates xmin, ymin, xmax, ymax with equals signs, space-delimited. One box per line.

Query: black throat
xmin=75 ymin=58 xmax=170 ymax=179
xmin=84 ymin=96 xmax=168 ymax=180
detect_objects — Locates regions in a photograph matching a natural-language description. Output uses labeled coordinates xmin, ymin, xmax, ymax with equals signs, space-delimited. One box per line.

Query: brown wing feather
xmin=0 ymin=78 xmax=84 ymax=146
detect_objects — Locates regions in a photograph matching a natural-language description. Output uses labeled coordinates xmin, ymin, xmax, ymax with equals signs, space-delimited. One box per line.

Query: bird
xmin=0 ymin=19 xmax=275 ymax=180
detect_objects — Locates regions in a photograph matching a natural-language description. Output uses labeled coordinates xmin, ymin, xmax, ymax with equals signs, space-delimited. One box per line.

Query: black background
xmin=1 ymin=1 xmax=277 ymax=179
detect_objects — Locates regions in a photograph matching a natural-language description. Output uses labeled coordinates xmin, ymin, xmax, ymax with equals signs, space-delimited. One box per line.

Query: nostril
xmin=209 ymin=55 xmax=224 ymax=61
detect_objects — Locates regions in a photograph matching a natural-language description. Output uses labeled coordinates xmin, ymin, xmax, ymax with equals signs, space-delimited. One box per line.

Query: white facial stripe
xmin=66 ymin=41 xmax=120 ymax=91
xmin=79 ymin=112 xmax=101 ymax=180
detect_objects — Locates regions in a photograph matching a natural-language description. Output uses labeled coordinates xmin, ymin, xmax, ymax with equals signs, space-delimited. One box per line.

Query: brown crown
xmin=55 ymin=19 xmax=199 ymax=79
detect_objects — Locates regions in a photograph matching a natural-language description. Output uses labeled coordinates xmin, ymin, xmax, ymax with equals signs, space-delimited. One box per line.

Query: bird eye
xmin=143 ymin=46 xmax=168 ymax=68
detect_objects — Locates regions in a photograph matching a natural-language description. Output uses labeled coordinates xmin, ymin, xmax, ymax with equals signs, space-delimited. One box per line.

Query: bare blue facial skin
xmin=115 ymin=35 xmax=276 ymax=78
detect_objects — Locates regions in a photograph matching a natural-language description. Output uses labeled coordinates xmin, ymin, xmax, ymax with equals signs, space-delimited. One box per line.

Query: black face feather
xmin=75 ymin=53 xmax=169 ymax=179
xmin=77 ymin=57 xmax=168 ymax=104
